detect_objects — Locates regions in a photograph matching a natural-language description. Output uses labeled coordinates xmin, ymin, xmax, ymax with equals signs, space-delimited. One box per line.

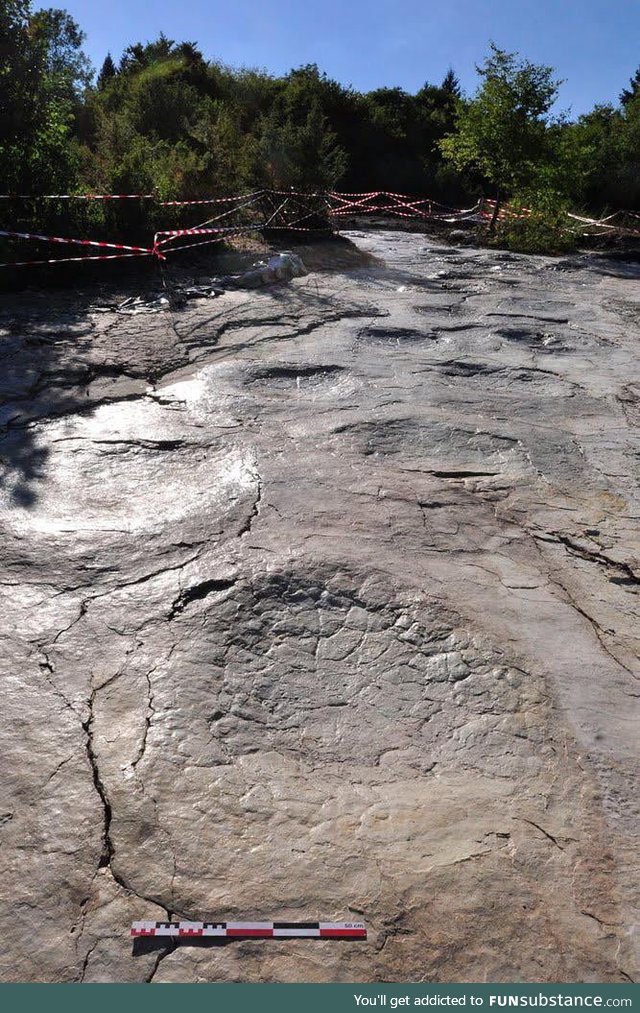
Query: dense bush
xmin=492 ymin=191 xmax=581 ymax=254
xmin=2 ymin=2 xmax=640 ymax=255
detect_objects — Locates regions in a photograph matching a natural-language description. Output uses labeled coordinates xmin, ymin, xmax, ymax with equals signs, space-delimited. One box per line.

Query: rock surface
xmin=0 ymin=232 xmax=638 ymax=983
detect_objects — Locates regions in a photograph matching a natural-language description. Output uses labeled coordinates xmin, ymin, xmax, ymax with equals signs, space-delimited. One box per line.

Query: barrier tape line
xmin=1 ymin=252 xmax=155 ymax=268
xmin=0 ymin=193 xmax=154 ymax=200
xmin=164 ymin=192 xmax=265 ymax=236
xmin=155 ymin=221 xmax=331 ymax=257
xmin=131 ymin=921 xmax=367 ymax=939
xmin=0 ymin=188 xmax=636 ymax=222
xmin=2 ymin=190 xmax=638 ymax=269
xmin=160 ymin=190 xmax=265 ymax=207
xmin=156 ymin=226 xmax=256 ymax=256
xmin=0 ymin=229 xmax=156 ymax=255
xmin=0 ymin=229 xmax=162 ymax=268
xmin=158 ymin=234 xmax=241 ymax=255
xmin=191 ymin=192 xmax=265 ymax=231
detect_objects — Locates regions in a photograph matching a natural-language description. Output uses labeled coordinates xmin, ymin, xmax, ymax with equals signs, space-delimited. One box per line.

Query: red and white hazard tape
xmin=3 ymin=189 xmax=632 ymax=272
xmin=325 ymin=192 xmax=482 ymax=222
xmin=0 ymin=228 xmax=160 ymax=268
xmin=0 ymin=251 xmax=157 ymax=268
xmin=154 ymin=224 xmax=249 ymax=244
xmin=160 ymin=190 xmax=264 ymax=206
xmin=0 ymin=193 xmax=153 ymax=200
xmin=131 ymin=920 xmax=367 ymax=939
xmin=0 ymin=228 xmax=155 ymax=254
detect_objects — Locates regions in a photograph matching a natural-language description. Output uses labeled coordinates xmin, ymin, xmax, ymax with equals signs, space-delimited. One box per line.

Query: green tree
xmin=9 ymin=7 xmax=640 ymax=252
xmin=97 ymin=53 xmax=117 ymax=90
xmin=0 ymin=1 xmax=88 ymax=196
xmin=415 ymin=82 xmax=464 ymax=199
xmin=0 ymin=1 xmax=40 ymax=154
xmin=563 ymin=92 xmax=640 ymax=211
xmin=30 ymin=8 xmax=92 ymax=95
xmin=565 ymin=104 xmax=625 ymax=208
xmin=616 ymin=92 xmax=640 ymax=208
xmin=119 ymin=33 xmax=175 ymax=73
xmin=441 ymin=68 xmax=461 ymax=98
xmin=255 ymin=99 xmax=347 ymax=190
xmin=620 ymin=66 xmax=640 ymax=106
xmin=439 ymin=44 xmax=561 ymax=222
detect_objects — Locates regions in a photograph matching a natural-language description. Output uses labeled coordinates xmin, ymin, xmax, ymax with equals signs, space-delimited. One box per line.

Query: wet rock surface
xmin=0 ymin=232 xmax=638 ymax=983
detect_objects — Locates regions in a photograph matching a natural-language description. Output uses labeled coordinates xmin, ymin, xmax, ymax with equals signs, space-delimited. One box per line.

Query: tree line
xmin=2 ymin=1 xmax=640 ymax=249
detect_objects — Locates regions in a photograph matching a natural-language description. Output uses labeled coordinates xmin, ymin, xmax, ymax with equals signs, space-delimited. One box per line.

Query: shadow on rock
xmin=132 ymin=935 xmax=366 ymax=956
xmin=0 ymin=287 xmax=128 ymax=507
xmin=0 ymin=234 xmax=379 ymax=507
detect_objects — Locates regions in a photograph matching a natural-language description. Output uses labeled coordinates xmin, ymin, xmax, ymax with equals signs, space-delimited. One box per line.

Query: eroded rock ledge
xmin=0 ymin=233 xmax=638 ymax=983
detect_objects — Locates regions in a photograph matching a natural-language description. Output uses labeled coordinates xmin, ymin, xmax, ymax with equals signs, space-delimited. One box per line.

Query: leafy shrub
xmin=492 ymin=189 xmax=581 ymax=254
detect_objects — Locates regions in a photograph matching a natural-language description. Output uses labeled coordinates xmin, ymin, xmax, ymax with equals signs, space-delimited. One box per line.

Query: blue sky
xmin=43 ymin=0 xmax=638 ymax=117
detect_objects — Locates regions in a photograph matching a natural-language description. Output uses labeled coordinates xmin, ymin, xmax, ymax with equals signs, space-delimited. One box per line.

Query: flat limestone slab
xmin=0 ymin=233 xmax=638 ymax=983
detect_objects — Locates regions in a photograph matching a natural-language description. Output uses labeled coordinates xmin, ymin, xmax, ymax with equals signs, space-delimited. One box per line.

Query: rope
xmin=1 ymin=189 xmax=637 ymax=270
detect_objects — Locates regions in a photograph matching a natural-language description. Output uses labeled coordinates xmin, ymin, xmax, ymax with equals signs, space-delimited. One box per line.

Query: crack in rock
xmin=534 ymin=531 xmax=639 ymax=588
xmin=80 ymin=685 xmax=175 ymax=914
xmin=3 ymin=231 xmax=638 ymax=984
xmin=169 ymin=578 xmax=237 ymax=617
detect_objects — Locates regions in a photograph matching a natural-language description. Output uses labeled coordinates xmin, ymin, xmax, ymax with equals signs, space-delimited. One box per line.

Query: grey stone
xmin=0 ymin=232 xmax=638 ymax=983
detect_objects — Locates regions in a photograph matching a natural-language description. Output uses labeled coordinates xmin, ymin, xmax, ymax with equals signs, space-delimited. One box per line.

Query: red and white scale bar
xmin=131 ymin=921 xmax=366 ymax=940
